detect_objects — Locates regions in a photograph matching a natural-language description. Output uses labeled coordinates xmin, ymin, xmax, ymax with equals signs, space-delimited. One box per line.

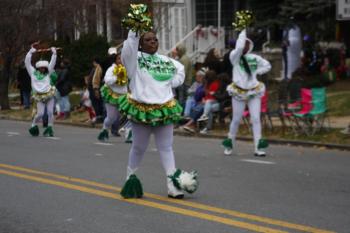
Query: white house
xmin=152 ymin=0 xmax=246 ymax=62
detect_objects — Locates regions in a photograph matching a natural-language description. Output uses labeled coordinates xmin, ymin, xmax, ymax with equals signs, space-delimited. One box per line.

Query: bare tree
xmin=0 ymin=0 xmax=151 ymax=110
xmin=0 ymin=0 xmax=53 ymax=110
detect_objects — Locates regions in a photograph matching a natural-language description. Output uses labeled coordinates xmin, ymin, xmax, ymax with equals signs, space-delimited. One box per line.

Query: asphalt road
xmin=0 ymin=119 xmax=349 ymax=233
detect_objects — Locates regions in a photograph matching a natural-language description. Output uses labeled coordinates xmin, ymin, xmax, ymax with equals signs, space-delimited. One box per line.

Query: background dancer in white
xmin=223 ymin=22 xmax=271 ymax=157
xmin=25 ymin=42 xmax=57 ymax=137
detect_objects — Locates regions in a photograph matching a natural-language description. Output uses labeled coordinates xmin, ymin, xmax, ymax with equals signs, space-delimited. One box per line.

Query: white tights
xmin=127 ymin=122 xmax=176 ymax=176
xmin=103 ymin=103 xmax=120 ymax=129
xmin=32 ymin=97 xmax=55 ymax=126
xmin=229 ymin=96 xmax=262 ymax=151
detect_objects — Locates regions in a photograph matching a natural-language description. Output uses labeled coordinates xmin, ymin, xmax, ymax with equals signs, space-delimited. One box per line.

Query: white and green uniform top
xmin=121 ymin=31 xmax=185 ymax=104
xmin=229 ymin=29 xmax=271 ymax=89
xmin=25 ymin=47 xmax=57 ymax=94
xmin=104 ymin=63 xmax=128 ymax=94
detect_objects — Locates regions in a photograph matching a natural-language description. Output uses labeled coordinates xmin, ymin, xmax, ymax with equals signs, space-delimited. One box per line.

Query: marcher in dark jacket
xmin=17 ymin=63 xmax=32 ymax=109
xmin=55 ymin=59 xmax=72 ymax=119
xmin=203 ymin=48 xmax=222 ymax=74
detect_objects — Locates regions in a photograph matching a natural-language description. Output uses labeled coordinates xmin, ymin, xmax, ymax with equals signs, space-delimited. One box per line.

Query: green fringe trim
xmin=120 ymin=174 xmax=143 ymax=198
xmin=258 ymin=139 xmax=268 ymax=149
xmin=98 ymin=129 xmax=109 ymax=141
xmin=222 ymin=138 xmax=233 ymax=149
xmin=168 ymin=169 xmax=182 ymax=190
xmin=100 ymin=85 xmax=122 ymax=105
xmin=117 ymin=95 xmax=183 ymax=126
xmin=43 ymin=126 xmax=54 ymax=137
xmin=29 ymin=125 xmax=39 ymax=136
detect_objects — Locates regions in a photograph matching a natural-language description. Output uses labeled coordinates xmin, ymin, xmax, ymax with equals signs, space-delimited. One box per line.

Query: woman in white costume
xmin=118 ymin=30 xmax=198 ymax=199
xmin=98 ymin=52 xmax=128 ymax=141
xmin=25 ymin=42 xmax=57 ymax=137
xmin=223 ymin=29 xmax=271 ymax=157
xmin=282 ymin=17 xmax=302 ymax=81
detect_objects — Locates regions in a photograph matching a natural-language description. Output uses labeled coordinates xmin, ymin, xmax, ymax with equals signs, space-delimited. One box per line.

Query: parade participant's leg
xmin=98 ymin=103 xmax=117 ymax=141
xmin=123 ymin=120 xmax=133 ymax=143
xmin=248 ymin=97 xmax=267 ymax=156
xmin=121 ymin=122 xmax=151 ymax=198
xmin=128 ymin=123 xmax=151 ymax=171
xmin=223 ymin=98 xmax=245 ymax=155
xmin=46 ymin=97 xmax=55 ymax=125
xmin=154 ymin=124 xmax=176 ymax=174
xmin=32 ymin=101 xmax=45 ymax=125
xmin=154 ymin=124 xmax=184 ymax=198
xmin=111 ymin=109 xmax=121 ymax=136
xmin=29 ymin=101 xmax=45 ymax=136
xmin=43 ymin=98 xmax=55 ymax=137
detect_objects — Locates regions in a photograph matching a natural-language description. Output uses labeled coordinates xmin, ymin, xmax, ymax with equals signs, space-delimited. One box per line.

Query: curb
xmin=173 ymin=130 xmax=350 ymax=151
xmin=1 ymin=115 xmax=350 ymax=151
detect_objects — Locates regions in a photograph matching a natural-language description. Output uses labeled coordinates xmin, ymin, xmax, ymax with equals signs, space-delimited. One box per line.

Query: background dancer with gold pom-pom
xmin=98 ymin=52 xmax=128 ymax=141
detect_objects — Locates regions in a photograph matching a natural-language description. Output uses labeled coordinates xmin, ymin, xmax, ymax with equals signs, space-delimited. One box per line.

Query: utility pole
xmin=217 ymin=0 xmax=221 ymax=47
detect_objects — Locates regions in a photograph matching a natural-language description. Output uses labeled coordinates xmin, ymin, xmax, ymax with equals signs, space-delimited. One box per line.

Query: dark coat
xmin=17 ymin=66 xmax=32 ymax=92
xmin=56 ymin=67 xmax=72 ymax=96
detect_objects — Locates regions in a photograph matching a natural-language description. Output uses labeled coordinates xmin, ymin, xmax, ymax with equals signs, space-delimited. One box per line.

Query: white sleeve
xmin=170 ymin=58 xmax=185 ymax=88
xmin=25 ymin=48 xmax=36 ymax=75
xmin=121 ymin=30 xmax=139 ymax=80
xmin=104 ymin=66 xmax=116 ymax=86
xmin=48 ymin=48 xmax=57 ymax=74
xmin=229 ymin=29 xmax=246 ymax=65
xmin=255 ymin=56 xmax=271 ymax=75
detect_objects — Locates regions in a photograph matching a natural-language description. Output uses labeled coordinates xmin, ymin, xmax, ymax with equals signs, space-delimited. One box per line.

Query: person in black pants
xmin=88 ymin=58 xmax=104 ymax=123
xmin=17 ymin=62 xmax=32 ymax=109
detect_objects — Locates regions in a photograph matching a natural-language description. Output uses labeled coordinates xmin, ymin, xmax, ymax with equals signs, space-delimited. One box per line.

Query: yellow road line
xmin=0 ymin=168 xmax=286 ymax=233
xmin=0 ymin=163 xmax=335 ymax=233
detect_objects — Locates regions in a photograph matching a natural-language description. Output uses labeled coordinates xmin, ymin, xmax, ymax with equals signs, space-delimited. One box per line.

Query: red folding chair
xmin=292 ymin=88 xmax=313 ymax=135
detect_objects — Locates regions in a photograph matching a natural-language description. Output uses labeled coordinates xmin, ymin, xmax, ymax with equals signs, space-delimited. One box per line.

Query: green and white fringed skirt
xmin=117 ymin=94 xmax=183 ymax=126
xmin=100 ymin=85 xmax=122 ymax=106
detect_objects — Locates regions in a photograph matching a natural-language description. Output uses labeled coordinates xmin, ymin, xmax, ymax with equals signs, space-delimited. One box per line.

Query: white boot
xmin=254 ymin=150 xmax=266 ymax=157
xmin=222 ymin=138 xmax=234 ymax=156
xmin=224 ymin=148 xmax=233 ymax=155
xmin=167 ymin=178 xmax=184 ymax=199
xmin=254 ymin=139 xmax=267 ymax=157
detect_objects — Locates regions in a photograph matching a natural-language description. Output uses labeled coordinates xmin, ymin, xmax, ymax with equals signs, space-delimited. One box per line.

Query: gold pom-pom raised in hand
xmin=121 ymin=4 xmax=153 ymax=34
xmin=232 ymin=10 xmax=254 ymax=31
xmin=113 ymin=64 xmax=128 ymax=86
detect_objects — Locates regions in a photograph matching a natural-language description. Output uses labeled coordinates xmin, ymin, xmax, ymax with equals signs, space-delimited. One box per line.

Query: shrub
xmin=53 ymin=34 xmax=110 ymax=87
